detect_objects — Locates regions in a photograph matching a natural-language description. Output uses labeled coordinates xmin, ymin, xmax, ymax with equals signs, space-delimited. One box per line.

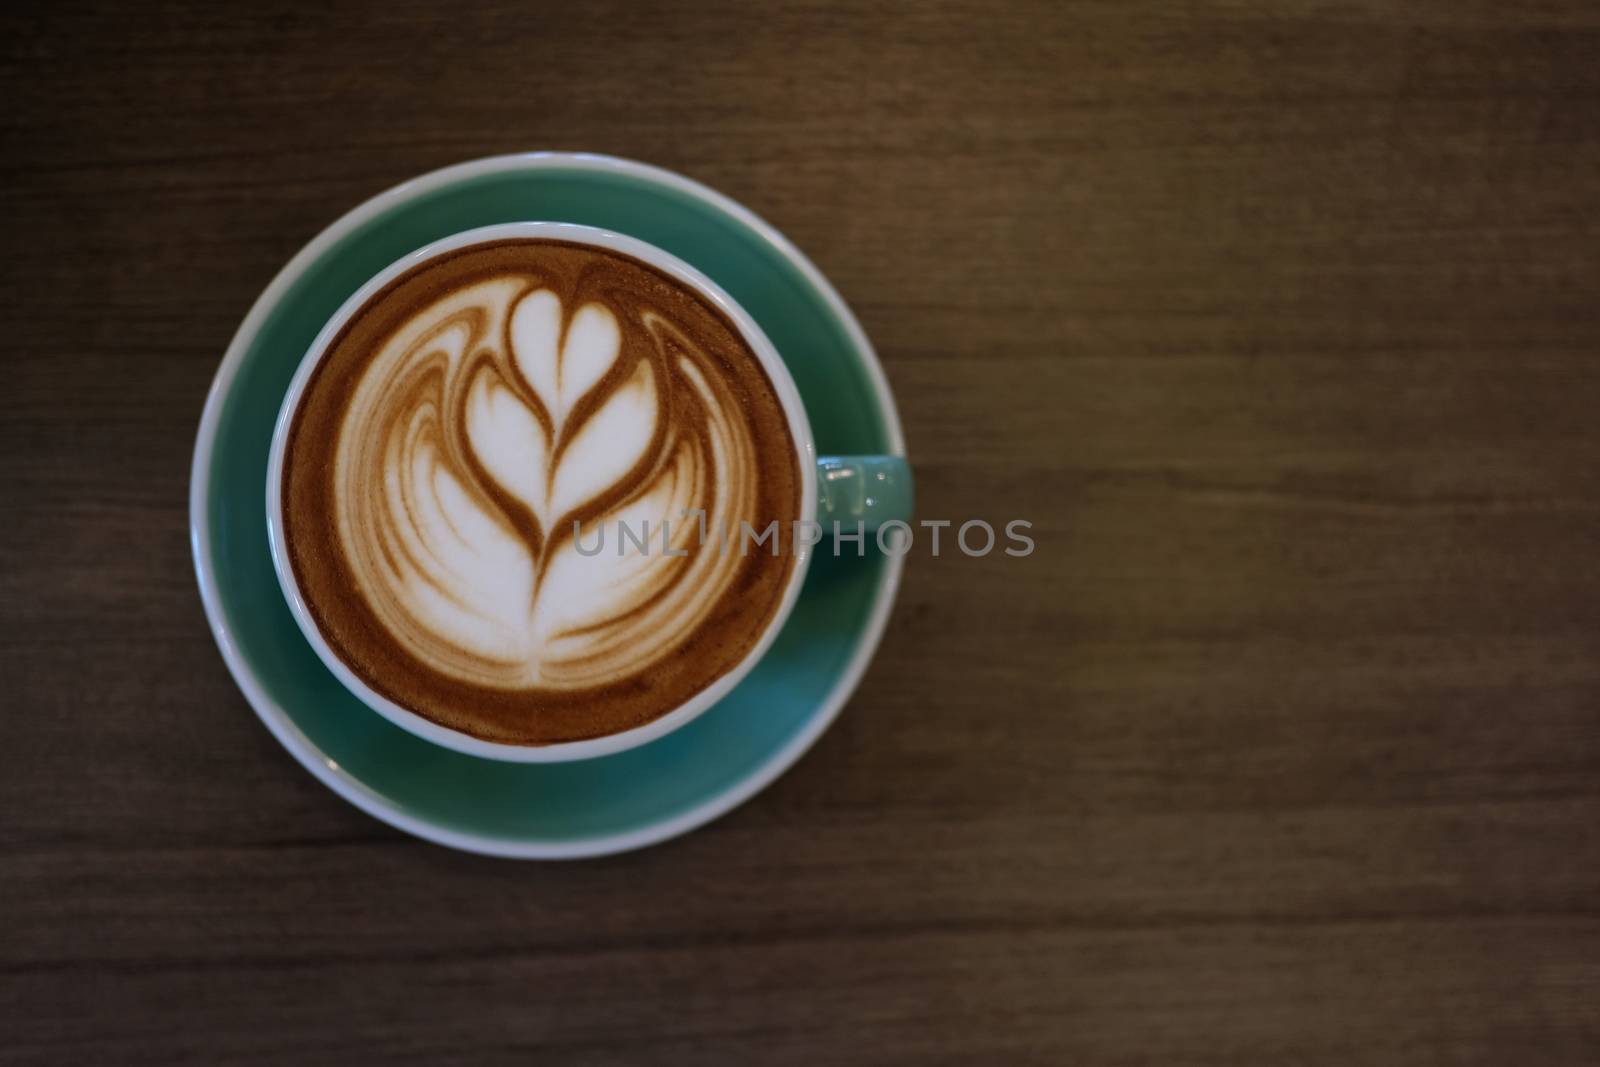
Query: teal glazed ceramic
xmin=190 ymin=154 xmax=908 ymax=857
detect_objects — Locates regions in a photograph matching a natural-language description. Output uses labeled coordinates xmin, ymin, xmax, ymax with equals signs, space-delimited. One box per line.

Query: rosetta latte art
xmin=282 ymin=241 xmax=800 ymax=743
xmin=339 ymin=276 xmax=761 ymax=690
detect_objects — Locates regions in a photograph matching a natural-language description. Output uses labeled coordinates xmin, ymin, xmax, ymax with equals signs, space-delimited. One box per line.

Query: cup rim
xmin=191 ymin=151 xmax=906 ymax=856
xmin=265 ymin=221 xmax=820 ymax=763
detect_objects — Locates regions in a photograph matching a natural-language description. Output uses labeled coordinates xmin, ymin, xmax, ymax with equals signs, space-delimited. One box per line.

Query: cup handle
xmin=815 ymin=455 xmax=914 ymax=532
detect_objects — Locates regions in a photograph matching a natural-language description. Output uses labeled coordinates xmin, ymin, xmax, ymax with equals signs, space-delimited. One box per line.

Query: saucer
xmin=190 ymin=153 xmax=907 ymax=858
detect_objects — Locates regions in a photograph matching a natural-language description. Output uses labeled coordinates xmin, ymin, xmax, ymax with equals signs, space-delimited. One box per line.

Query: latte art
xmin=282 ymin=241 xmax=801 ymax=744
xmin=342 ymin=279 xmax=754 ymax=686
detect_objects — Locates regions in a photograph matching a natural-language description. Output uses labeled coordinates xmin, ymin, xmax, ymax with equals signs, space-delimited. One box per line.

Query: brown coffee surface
xmin=282 ymin=239 xmax=801 ymax=745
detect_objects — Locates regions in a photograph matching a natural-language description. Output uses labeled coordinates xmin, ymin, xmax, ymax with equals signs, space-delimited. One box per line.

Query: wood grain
xmin=3 ymin=1 xmax=1599 ymax=1062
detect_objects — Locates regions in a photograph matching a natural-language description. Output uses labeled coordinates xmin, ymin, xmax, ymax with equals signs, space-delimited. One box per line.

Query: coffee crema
xmin=281 ymin=240 xmax=801 ymax=744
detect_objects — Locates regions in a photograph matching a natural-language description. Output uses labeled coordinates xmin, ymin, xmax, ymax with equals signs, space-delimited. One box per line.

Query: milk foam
xmin=332 ymin=276 xmax=761 ymax=691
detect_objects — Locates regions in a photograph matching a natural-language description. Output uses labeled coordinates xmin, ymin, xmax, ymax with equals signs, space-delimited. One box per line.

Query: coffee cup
xmin=266 ymin=222 xmax=910 ymax=763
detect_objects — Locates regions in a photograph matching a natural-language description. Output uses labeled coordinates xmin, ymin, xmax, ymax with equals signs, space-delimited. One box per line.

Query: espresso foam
xmin=282 ymin=240 xmax=801 ymax=744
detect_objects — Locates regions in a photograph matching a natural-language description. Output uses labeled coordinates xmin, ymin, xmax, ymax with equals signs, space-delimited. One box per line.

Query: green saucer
xmin=190 ymin=154 xmax=907 ymax=857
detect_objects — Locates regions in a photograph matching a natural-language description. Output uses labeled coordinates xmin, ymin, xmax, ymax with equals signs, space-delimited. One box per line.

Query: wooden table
xmin=5 ymin=2 xmax=1599 ymax=1062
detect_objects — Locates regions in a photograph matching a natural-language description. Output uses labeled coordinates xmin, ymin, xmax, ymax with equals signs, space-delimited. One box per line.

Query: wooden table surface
xmin=5 ymin=2 xmax=1599 ymax=1062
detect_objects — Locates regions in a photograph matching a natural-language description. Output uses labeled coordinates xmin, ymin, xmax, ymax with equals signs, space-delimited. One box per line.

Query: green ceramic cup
xmin=265 ymin=220 xmax=910 ymax=763
xmin=192 ymin=153 xmax=910 ymax=856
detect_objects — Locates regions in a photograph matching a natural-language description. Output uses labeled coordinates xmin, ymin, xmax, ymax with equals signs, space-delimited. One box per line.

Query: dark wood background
xmin=4 ymin=1 xmax=1599 ymax=1062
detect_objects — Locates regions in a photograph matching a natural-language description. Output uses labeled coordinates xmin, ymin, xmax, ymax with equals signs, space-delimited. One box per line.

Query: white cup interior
xmin=265 ymin=222 xmax=819 ymax=762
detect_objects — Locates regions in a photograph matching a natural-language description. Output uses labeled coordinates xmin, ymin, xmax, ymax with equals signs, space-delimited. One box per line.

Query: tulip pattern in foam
xmin=332 ymin=275 xmax=761 ymax=691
